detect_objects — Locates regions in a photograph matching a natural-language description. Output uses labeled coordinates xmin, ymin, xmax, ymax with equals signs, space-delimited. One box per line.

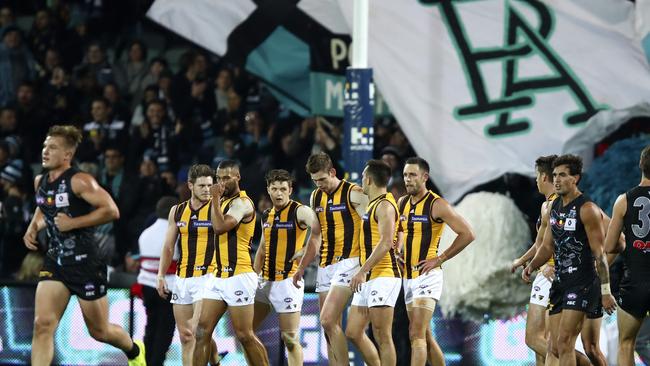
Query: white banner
xmin=150 ymin=0 xmax=650 ymax=201
xmin=324 ymin=0 xmax=650 ymax=201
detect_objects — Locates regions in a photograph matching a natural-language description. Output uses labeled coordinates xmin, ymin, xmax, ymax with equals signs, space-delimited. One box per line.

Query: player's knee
xmin=344 ymin=325 xmax=362 ymax=342
xmin=234 ymin=329 xmax=256 ymax=345
xmin=281 ymin=331 xmax=300 ymax=351
xmin=408 ymin=323 xmax=426 ymax=341
xmin=556 ymin=333 xmax=573 ymax=354
xmin=547 ymin=338 xmax=559 ymax=358
xmin=371 ymin=325 xmax=392 ymax=344
xmin=179 ymin=327 xmax=194 ymax=344
xmin=524 ymin=328 xmax=540 ymax=348
xmin=320 ymin=312 xmax=339 ymax=333
xmin=33 ymin=315 xmax=58 ymax=335
xmin=194 ymin=323 xmax=209 ymax=342
xmin=411 ymin=337 xmax=427 ymax=350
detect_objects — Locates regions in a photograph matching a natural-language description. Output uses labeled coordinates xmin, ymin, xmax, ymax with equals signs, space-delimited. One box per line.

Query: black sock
xmin=125 ymin=341 xmax=140 ymax=359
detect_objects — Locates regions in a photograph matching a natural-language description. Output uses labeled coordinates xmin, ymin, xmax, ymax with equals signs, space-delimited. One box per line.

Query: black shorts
xmin=618 ymin=280 xmax=650 ymax=319
xmin=549 ymin=277 xmax=601 ymax=316
xmin=39 ymin=256 xmax=108 ymax=301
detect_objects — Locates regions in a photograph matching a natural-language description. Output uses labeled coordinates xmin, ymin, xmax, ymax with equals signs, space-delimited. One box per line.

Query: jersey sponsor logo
xmin=194 ymin=265 xmax=207 ymax=271
xmin=234 ymin=290 xmax=244 ymax=296
xmin=362 ymin=213 xmax=370 ymax=221
xmin=567 ymin=293 xmax=577 ymax=300
xmin=36 ymin=195 xmax=45 ymax=205
xmin=85 ymin=291 xmax=95 ymax=297
xmin=567 ymin=300 xmax=576 ymax=305
xmin=632 ymin=240 xmax=650 ymax=252
xmin=284 ymin=297 xmax=293 ymax=303
xmin=329 ymin=204 xmax=348 ymax=212
xmin=563 ymin=218 xmax=576 ymax=231
xmin=275 ymin=222 xmax=294 ymax=229
xmin=411 ymin=215 xmax=429 ymax=223
xmin=400 ymin=215 xmax=407 ymax=221
xmin=176 ymin=221 xmax=187 ymax=227
xmin=221 ymin=266 xmax=233 ymax=273
xmin=191 ymin=214 xmax=197 ymax=219
xmin=263 ymin=222 xmax=271 ymax=228
xmin=314 ymin=206 xmax=324 ymax=213
xmin=75 ymin=254 xmax=87 ymax=261
xmin=55 ymin=193 xmax=70 ymax=208
xmin=191 ymin=220 xmax=212 ymax=228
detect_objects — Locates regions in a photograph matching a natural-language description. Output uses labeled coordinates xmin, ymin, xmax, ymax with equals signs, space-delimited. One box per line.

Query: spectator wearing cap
xmin=0 ymin=25 xmax=37 ymax=107
xmin=136 ymin=196 xmax=178 ymax=366
xmin=77 ymin=97 xmax=129 ymax=163
xmin=0 ymin=159 xmax=31 ymax=277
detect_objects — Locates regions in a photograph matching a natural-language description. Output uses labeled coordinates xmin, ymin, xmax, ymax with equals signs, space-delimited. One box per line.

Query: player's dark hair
xmin=365 ymin=159 xmax=391 ymax=188
xmin=265 ymin=169 xmax=293 ymax=187
xmin=405 ymin=157 xmax=429 ymax=174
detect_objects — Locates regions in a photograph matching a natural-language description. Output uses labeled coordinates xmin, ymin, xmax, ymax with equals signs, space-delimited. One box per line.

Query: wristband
xmin=157 ymin=275 xmax=165 ymax=280
xmin=601 ymin=284 xmax=611 ymax=295
xmin=439 ymin=252 xmax=448 ymax=263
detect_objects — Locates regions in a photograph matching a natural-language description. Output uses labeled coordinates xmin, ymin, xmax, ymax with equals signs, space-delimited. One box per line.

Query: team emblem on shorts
xmin=567 ymin=293 xmax=577 ymax=300
xmin=371 ymin=290 xmax=378 ymax=296
xmin=284 ymin=297 xmax=293 ymax=303
xmin=235 ymin=290 xmax=244 ymax=296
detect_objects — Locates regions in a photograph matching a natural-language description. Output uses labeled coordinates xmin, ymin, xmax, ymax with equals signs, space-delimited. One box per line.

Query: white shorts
xmin=255 ymin=277 xmax=305 ymax=313
xmin=530 ymin=272 xmax=552 ymax=307
xmin=315 ymin=257 xmax=360 ymax=293
xmin=351 ymin=277 xmax=401 ymax=308
xmin=403 ymin=269 xmax=443 ymax=305
xmin=170 ymin=274 xmax=212 ymax=305
xmin=203 ymin=272 xmax=258 ymax=306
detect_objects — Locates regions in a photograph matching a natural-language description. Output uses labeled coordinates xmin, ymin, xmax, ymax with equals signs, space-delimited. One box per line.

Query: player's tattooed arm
xmin=583 ymin=202 xmax=617 ymax=314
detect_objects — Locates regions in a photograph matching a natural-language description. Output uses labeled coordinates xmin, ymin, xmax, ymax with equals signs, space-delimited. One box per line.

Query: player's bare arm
xmin=54 ymin=172 xmax=119 ymax=232
xmin=349 ymin=186 xmax=369 ymax=217
xmin=349 ymin=200 xmax=396 ymax=292
xmin=419 ymin=197 xmax=475 ymax=274
xmin=604 ymin=194 xmax=627 ymax=255
xmin=292 ymin=199 xmax=322 ymax=288
xmin=157 ymin=205 xmax=178 ymax=298
xmin=582 ymin=202 xmax=616 ymax=314
xmin=253 ymin=232 xmax=266 ymax=275
xmin=512 ymin=201 xmax=548 ymax=272
xmin=290 ymin=205 xmax=317 ymax=261
xmin=524 ymin=208 xmax=554 ymax=282
xmin=24 ymin=175 xmax=46 ymax=250
xmin=211 ymin=194 xmax=253 ymax=234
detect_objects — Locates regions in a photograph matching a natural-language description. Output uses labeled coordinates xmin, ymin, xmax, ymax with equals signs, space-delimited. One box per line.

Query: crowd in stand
xmin=0 ymin=1 xmax=416 ymax=281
